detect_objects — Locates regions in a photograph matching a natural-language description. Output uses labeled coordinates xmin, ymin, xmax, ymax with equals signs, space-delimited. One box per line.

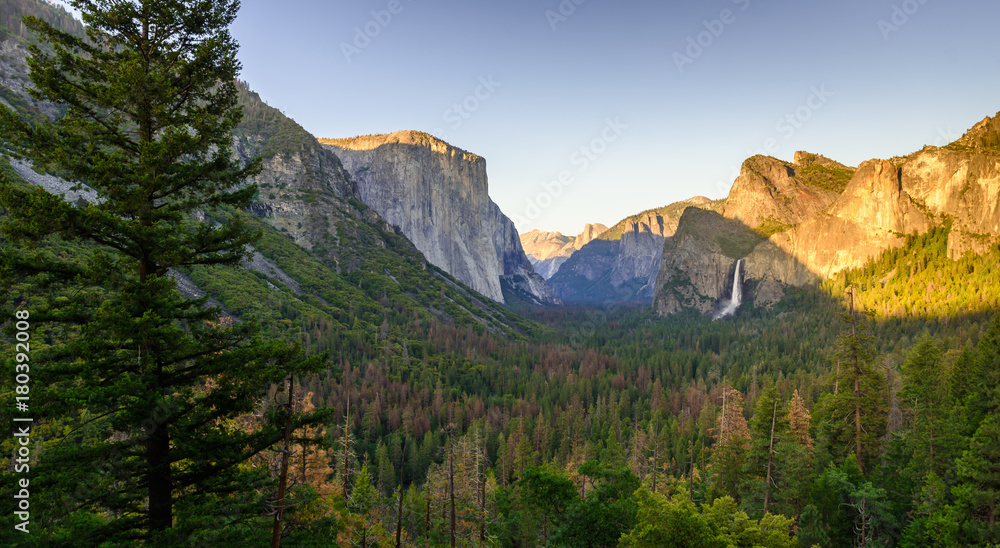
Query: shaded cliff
xmin=547 ymin=197 xmax=720 ymax=303
xmin=321 ymin=132 xmax=557 ymax=305
xmin=653 ymin=208 xmax=765 ymax=316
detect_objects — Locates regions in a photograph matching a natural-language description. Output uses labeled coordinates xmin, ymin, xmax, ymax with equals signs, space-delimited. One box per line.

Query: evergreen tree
xmin=954 ymin=412 xmax=1000 ymax=544
xmin=0 ymin=0 xmax=322 ymax=542
xmin=711 ymin=387 xmax=750 ymax=500
xmin=348 ymin=463 xmax=389 ymax=548
xmin=739 ymin=386 xmax=788 ymax=517
xmin=823 ymin=301 xmax=886 ymax=474
xmin=787 ymin=389 xmax=814 ymax=454
xmin=899 ymin=337 xmax=956 ymax=481
xmin=619 ymin=489 xmax=718 ymax=548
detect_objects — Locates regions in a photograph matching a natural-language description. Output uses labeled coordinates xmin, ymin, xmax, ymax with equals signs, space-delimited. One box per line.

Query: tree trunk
xmin=850 ymin=289 xmax=865 ymax=475
xmin=763 ymin=400 xmax=777 ymax=514
xmin=343 ymin=398 xmax=351 ymax=498
xmin=271 ymin=376 xmax=294 ymax=547
xmin=396 ymin=441 xmax=404 ymax=548
xmin=449 ymin=445 xmax=456 ymax=548
xmin=147 ymin=427 xmax=172 ymax=531
xmin=855 ymin=374 xmax=864 ymax=474
xmin=688 ymin=440 xmax=694 ymax=500
xmin=425 ymin=482 xmax=431 ymax=548
xmin=479 ymin=441 xmax=487 ymax=547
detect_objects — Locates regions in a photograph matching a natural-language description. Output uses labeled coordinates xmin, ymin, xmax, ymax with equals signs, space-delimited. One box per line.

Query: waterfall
xmin=731 ymin=259 xmax=743 ymax=307
xmin=713 ymin=259 xmax=743 ymax=320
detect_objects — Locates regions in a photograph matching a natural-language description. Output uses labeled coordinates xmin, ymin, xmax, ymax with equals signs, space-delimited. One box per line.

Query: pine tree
xmin=787 ymin=389 xmax=814 ymax=454
xmin=898 ymin=337 xmax=963 ymax=489
xmin=825 ymin=296 xmax=886 ymax=474
xmin=348 ymin=463 xmax=390 ymax=548
xmin=954 ymin=412 xmax=1000 ymax=544
xmin=711 ymin=387 xmax=750 ymax=500
xmin=739 ymin=386 xmax=788 ymax=517
xmin=0 ymin=0 xmax=323 ymax=541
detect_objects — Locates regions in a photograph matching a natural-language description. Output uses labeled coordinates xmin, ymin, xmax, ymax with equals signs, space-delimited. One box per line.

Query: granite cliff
xmin=321 ymin=132 xmax=558 ymax=305
xmin=653 ymin=112 xmax=1000 ymax=316
xmin=653 ymin=208 xmax=763 ymax=316
xmin=546 ymin=197 xmax=719 ymax=303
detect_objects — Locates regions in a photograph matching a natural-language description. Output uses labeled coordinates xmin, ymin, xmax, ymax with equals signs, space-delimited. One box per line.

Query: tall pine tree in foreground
xmin=0 ymin=0 xmax=323 ymax=543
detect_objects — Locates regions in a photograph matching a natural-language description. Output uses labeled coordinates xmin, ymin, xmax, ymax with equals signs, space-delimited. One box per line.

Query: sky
xmin=129 ymin=1 xmax=1000 ymax=235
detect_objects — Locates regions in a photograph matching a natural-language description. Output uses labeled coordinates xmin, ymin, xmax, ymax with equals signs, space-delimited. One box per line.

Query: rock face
xmin=520 ymin=223 xmax=608 ymax=279
xmin=721 ymin=153 xmax=848 ymax=230
xmin=548 ymin=197 xmax=719 ymax=303
xmin=654 ymin=113 xmax=1000 ymax=316
xmin=767 ymin=159 xmax=932 ymax=279
xmin=321 ymin=132 xmax=557 ymax=305
xmin=653 ymin=208 xmax=764 ymax=316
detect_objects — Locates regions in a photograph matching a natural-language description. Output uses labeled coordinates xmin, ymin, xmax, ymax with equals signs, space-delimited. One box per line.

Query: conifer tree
xmin=739 ymin=386 xmax=788 ymax=516
xmin=954 ymin=411 xmax=1000 ymax=544
xmin=0 ymin=0 xmax=323 ymax=542
xmin=348 ymin=463 xmax=389 ymax=548
xmin=825 ymin=297 xmax=886 ymax=474
xmin=787 ymin=389 xmax=814 ymax=454
xmin=899 ymin=337 xmax=960 ymax=483
xmin=711 ymin=387 xmax=750 ymax=500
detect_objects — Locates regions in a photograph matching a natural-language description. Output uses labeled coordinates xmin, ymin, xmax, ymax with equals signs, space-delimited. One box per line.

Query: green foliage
xmin=0 ymin=0 xmax=326 ymax=542
xmin=715 ymin=228 xmax=765 ymax=259
xmin=827 ymin=224 xmax=1000 ymax=318
xmin=620 ymin=490 xmax=720 ymax=548
xmin=752 ymin=216 xmax=793 ymax=238
xmin=235 ymin=83 xmax=323 ymax=160
xmin=945 ymin=111 xmax=1000 ymax=153
xmin=954 ymin=412 xmax=1000 ymax=544
xmin=819 ymin=307 xmax=887 ymax=474
xmin=795 ymin=162 xmax=855 ymax=193
xmin=552 ymin=464 xmax=638 ymax=548
xmin=3 ymin=5 xmax=1000 ymax=546
xmin=621 ymin=490 xmax=798 ymax=548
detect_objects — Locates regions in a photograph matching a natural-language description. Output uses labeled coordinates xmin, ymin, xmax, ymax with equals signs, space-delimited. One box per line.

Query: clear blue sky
xmin=225 ymin=0 xmax=1000 ymax=235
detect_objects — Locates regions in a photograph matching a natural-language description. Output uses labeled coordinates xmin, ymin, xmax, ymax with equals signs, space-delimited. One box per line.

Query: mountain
xmin=1 ymin=8 xmax=535 ymax=340
xmin=519 ymin=223 xmax=607 ymax=279
xmin=320 ymin=132 xmax=558 ymax=306
xmin=653 ymin=119 xmax=1000 ymax=316
xmin=721 ymin=151 xmax=852 ymax=233
xmin=546 ymin=196 xmax=720 ymax=303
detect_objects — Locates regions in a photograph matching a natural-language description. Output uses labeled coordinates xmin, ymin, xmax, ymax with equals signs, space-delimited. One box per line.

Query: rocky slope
xmin=321 ymin=132 xmax=558 ymax=305
xmin=547 ymin=197 xmax=720 ymax=303
xmin=653 ymin=115 xmax=1000 ymax=316
xmin=520 ymin=223 xmax=608 ymax=279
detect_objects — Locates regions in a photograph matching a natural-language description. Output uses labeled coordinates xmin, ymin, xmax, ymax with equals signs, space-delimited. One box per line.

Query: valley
xmin=1 ymin=1 xmax=999 ymax=547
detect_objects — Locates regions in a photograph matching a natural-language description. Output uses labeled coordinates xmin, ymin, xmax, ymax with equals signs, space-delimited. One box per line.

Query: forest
xmin=1 ymin=0 xmax=1000 ymax=546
